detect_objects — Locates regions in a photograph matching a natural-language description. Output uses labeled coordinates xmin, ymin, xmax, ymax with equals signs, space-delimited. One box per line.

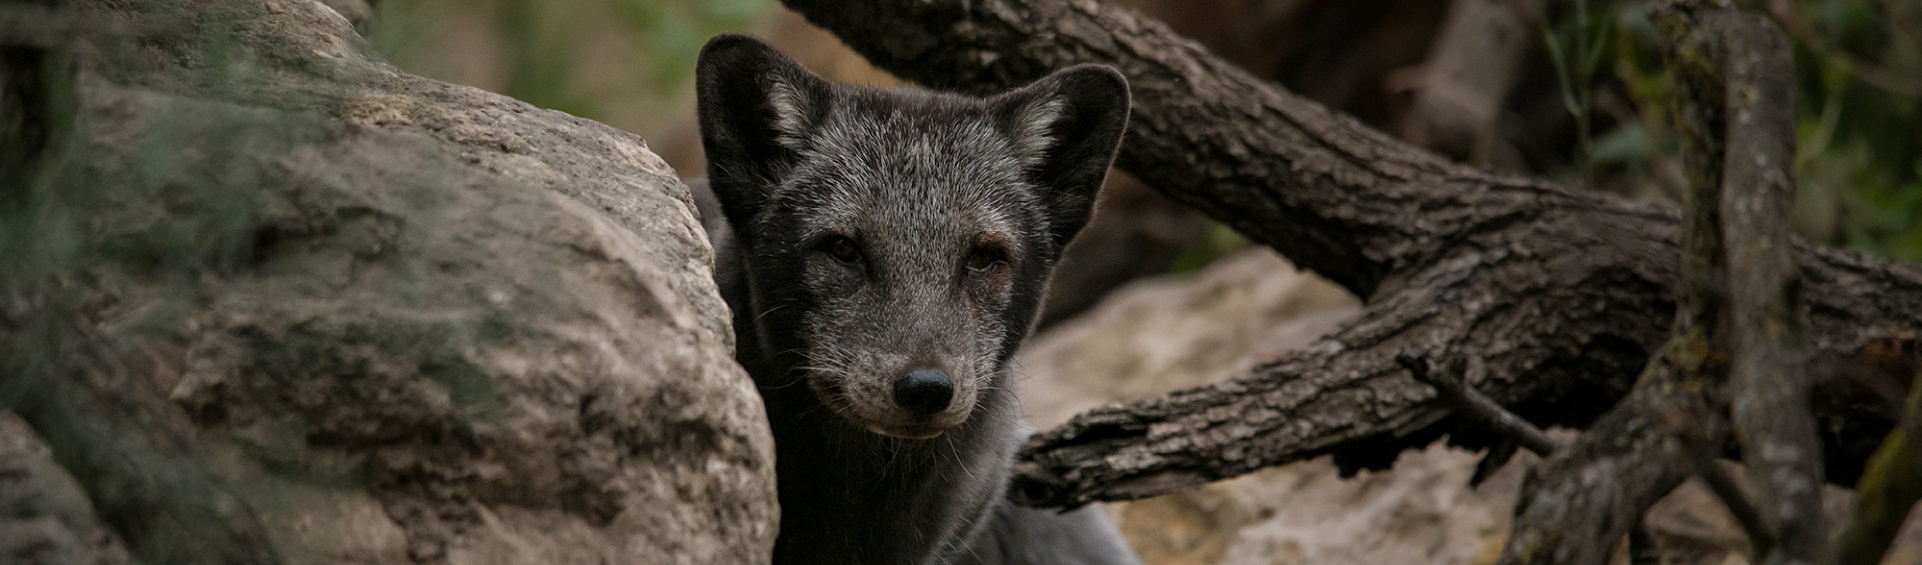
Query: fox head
xmin=696 ymin=34 xmax=1129 ymax=439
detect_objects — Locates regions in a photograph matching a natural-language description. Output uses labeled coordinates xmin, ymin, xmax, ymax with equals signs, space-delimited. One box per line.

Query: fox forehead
xmin=769 ymin=95 xmax=1044 ymax=251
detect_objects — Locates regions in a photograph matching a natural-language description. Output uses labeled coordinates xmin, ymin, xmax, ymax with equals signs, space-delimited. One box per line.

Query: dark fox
xmin=689 ymin=34 xmax=1142 ymax=565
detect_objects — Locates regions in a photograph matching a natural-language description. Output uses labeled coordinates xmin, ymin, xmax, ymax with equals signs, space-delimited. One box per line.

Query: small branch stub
xmin=1395 ymin=350 xmax=1559 ymax=456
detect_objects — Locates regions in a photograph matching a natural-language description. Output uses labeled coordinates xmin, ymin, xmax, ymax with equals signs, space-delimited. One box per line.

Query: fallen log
xmin=775 ymin=0 xmax=1922 ymax=508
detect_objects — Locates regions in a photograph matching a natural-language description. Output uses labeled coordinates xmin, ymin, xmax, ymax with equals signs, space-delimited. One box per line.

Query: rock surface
xmin=1019 ymin=249 xmax=1922 ymax=565
xmin=1 ymin=0 xmax=774 ymax=563
xmin=0 ymin=413 xmax=130 ymax=565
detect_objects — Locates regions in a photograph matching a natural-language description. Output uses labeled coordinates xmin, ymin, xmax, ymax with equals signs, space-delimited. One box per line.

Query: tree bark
xmin=1497 ymin=333 xmax=1718 ymax=565
xmin=1662 ymin=5 xmax=1830 ymax=563
xmin=1822 ymin=362 xmax=1922 ymax=565
xmin=1494 ymin=7 xmax=1820 ymax=561
xmin=776 ymin=0 xmax=1922 ymax=508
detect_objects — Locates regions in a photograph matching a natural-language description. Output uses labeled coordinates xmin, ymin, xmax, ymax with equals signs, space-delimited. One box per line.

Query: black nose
xmin=893 ymin=369 xmax=954 ymax=417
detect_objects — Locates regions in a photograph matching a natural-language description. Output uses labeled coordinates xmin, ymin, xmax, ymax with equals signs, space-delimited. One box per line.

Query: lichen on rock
xmin=0 ymin=0 xmax=775 ymax=563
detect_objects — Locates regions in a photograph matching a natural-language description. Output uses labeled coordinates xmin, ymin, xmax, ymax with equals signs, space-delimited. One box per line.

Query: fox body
xmin=691 ymin=34 xmax=1141 ymax=565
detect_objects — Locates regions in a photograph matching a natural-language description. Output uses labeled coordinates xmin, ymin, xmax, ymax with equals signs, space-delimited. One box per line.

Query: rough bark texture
xmin=1823 ymin=363 xmax=1922 ymax=565
xmin=1491 ymin=7 xmax=1830 ymax=555
xmin=1667 ymin=6 xmax=1830 ymax=563
xmin=1014 ymin=246 xmax=1922 ymax=565
xmin=0 ymin=0 xmax=777 ymax=562
xmin=775 ymin=0 xmax=1922 ymax=508
xmin=1497 ymin=333 xmax=1719 ymax=565
xmin=1497 ymin=8 xmax=1853 ymax=563
xmin=1396 ymin=353 xmax=1560 ymax=457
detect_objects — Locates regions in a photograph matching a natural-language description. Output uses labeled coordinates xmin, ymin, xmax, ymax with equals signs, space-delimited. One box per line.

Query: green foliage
xmin=1543 ymin=0 xmax=1619 ymax=189
xmin=1168 ymin=224 xmax=1250 ymax=275
xmin=607 ymin=0 xmax=772 ymax=93
xmin=1781 ymin=0 xmax=1922 ymax=261
xmin=364 ymin=0 xmax=776 ymax=135
xmin=1589 ymin=0 xmax=1921 ymax=264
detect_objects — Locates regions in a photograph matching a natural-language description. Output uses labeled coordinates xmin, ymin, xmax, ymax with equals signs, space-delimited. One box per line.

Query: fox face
xmin=697 ymin=34 xmax=1129 ymax=439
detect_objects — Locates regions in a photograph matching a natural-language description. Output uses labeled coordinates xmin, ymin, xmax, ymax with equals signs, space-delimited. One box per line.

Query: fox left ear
xmin=991 ymin=65 xmax=1131 ymax=249
xmin=694 ymin=33 xmax=833 ymax=231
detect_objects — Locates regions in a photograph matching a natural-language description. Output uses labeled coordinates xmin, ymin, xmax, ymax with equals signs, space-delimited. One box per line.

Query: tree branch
xmin=1491 ymin=12 xmax=1750 ymax=550
xmin=777 ymin=0 xmax=1922 ymax=508
xmin=1658 ymin=4 xmax=1829 ymax=562
xmin=1395 ymin=350 xmax=1558 ymax=457
xmin=1822 ymin=362 xmax=1922 ymax=565
xmin=1497 ymin=6 xmax=1833 ymax=563
xmin=1697 ymin=453 xmax=1778 ymax=556
xmin=1655 ymin=4 xmax=1783 ymax=553
xmin=1496 ymin=333 xmax=1717 ymax=565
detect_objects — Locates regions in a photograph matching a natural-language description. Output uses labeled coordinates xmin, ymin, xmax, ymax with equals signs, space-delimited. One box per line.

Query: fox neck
xmin=717 ymin=242 xmax=1021 ymax=565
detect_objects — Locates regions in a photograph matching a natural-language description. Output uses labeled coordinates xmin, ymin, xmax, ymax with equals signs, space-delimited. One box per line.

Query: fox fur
xmin=691 ymin=33 xmax=1141 ymax=565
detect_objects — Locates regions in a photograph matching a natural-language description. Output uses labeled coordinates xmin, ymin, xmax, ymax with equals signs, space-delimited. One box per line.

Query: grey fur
xmin=691 ymin=34 xmax=1141 ymax=565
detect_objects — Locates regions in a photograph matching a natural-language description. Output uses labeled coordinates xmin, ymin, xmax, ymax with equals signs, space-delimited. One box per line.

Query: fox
xmin=688 ymin=34 xmax=1142 ymax=565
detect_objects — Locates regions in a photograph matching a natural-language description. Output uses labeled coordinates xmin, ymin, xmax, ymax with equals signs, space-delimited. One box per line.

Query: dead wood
xmin=1395 ymin=351 xmax=1558 ymax=457
xmin=1822 ymin=361 xmax=1922 ymax=565
xmin=774 ymin=0 xmax=1922 ymax=509
xmin=1493 ymin=7 xmax=1820 ymax=561
xmin=1399 ymin=347 xmax=1685 ymax=565
xmin=1654 ymin=3 xmax=1829 ymax=562
xmin=1497 ymin=332 xmax=1720 ymax=565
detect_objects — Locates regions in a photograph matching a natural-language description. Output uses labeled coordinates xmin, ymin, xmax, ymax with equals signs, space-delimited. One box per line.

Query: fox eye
xmin=823 ymin=235 xmax=864 ymax=265
xmin=965 ymin=246 xmax=1007 ymax=275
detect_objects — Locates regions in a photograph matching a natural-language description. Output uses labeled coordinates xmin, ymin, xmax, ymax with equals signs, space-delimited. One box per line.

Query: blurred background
xmin=342 ymin=0 xmax=1922 ymax=330
xmin=344 ymin=1 xmax=1922 ymax=563
xmin=350 ymin=0 xmax=1922 ymax=267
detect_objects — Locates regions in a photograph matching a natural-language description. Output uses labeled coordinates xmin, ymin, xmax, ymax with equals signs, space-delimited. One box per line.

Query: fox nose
xmin=893 ymin=369 xmax=954 ymax=417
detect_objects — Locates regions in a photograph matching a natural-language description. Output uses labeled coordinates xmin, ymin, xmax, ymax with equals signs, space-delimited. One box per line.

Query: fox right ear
xmin=695 ymin=33 xmax=831 ymax=226
xmin=990 ymin=65 xmax=1131 ymax=250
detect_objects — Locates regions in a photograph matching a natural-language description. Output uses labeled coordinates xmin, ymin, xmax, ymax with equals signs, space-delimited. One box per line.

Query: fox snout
xmin=816 ymin=357 xmax=979 ymax=440
xmin=893 ymin=368 xmax=955 ymax=416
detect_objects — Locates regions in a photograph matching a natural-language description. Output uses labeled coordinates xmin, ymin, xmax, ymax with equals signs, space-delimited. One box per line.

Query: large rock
xmin=1019 ymin=249 xmax=1922 ymax=565
xmin=0 ymin=0 xmax=774 ymax=563
xmin=0 ymin=413 xmax=130 ymax=565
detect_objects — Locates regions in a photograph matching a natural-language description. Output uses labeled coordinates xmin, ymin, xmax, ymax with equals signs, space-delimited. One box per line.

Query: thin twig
xmin=1397 ymin=346 xmax=1685 ymax=565
xmin=1692 ymin=453 xmax=1777 ymax=557
xmin=1396 ymin=350 xmax=1560 ymax=456
xmin=1495 ymin=334 xmax=1711 ymax=565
